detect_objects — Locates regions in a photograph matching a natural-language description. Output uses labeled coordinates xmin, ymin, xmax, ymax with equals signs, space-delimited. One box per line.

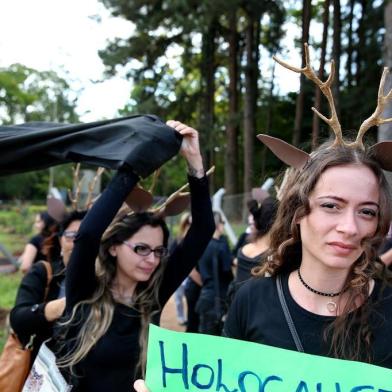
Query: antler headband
xmin=47 ymin=164 xmax=105 ymax=221
xmin=124 ymin=166 xmax=215 ymax=218
xmin=258 ymin=43 xmax=392 ymax=171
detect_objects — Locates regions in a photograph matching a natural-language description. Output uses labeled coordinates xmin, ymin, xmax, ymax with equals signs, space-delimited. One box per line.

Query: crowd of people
xmin=2 ymin=48 xmax=392 ymax=392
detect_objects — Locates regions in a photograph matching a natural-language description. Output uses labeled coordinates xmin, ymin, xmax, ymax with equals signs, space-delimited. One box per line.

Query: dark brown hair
xmin=254 ymin=142 xmax=392 ymax=362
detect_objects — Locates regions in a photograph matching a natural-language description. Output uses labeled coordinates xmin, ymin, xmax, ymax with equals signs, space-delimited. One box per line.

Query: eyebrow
xmin=316 ymin=196 xmax=379 ymax=208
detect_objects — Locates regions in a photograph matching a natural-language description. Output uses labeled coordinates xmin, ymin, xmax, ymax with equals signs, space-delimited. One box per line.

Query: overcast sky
xmin=0 ymin=0 xmax=305 ymax=123
xmin=0 ymin=0 xmax=133 ymax=122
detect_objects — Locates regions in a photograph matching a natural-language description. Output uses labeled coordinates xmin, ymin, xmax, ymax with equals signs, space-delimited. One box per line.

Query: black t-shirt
xmin=60 ymin=170 xmax=214 ymax=392
xmin=224 ymin=274 xmax=392 ymax=369
xmin=29 ymin=234 xmax=47 ymax=263
xmin=235 ymin=247 xmax=266 ymax=283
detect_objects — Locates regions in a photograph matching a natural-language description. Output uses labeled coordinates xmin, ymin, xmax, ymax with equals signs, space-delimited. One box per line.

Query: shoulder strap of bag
xmin=40 ymin=261 xmax=53 ymax=301
xmin=276 ymin=274 xmax=304 ymax=352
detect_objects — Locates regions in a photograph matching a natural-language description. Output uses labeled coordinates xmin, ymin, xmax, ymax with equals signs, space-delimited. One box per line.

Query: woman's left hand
xmin=166 ymin=120 xmax=204 ymax=178
xmin=133 ymin=379 xmax=150 ymax=392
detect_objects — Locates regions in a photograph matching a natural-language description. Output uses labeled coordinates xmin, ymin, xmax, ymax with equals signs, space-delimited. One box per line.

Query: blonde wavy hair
xmin=57 ymin=212 xmax=169 ymax=378
xmin=253 ymin=141 xmax=392 ymax=362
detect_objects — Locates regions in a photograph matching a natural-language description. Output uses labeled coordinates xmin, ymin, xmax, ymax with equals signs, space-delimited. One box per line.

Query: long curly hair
xmin=57 ymin=212 xmax=169 ymax=378
xmin=253 ymin=141 xmax=392 ymax=362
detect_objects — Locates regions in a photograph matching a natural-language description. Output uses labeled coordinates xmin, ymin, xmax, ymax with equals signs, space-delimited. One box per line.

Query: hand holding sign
xmin=133 ymin=379 xmax=150 ymax=392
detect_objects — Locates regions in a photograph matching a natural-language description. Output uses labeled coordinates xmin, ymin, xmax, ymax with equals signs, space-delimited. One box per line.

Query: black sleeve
xmin=158 ymin=175 xmax=215 ymax=305
xmin=65 ymin=169 xmax=139 ymax=311
xmin=29 ymin=234 xmax=43 ymax=250
xmin=220 ymin=238 xmax=233 ymax=272
xmin=10 ymin=262 xmax=51 ymax=345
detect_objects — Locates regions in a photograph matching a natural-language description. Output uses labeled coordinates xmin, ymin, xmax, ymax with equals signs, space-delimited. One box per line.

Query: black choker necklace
xmin=297 ymin=269 xmax=342 ymax=298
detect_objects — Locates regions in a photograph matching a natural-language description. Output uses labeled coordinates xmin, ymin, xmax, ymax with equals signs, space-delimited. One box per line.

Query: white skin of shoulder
xmin=288 ymin=164 xmax=379 ymax=316
xmin=111 ymin=120 xmax=205 ymax=303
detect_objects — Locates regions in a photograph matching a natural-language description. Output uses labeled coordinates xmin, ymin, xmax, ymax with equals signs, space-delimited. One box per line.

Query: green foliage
xmin=0 ymin=272 xmax=22 ymax=309
xmin=0 ymin=63 xmax=79 ymax=124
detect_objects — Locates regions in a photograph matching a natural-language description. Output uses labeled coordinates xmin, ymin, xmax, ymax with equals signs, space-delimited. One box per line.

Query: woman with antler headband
xmin=52 ymin=120 xmax=214 ymax=391
xmin=222 ymin=45 xmax=392 ymax=369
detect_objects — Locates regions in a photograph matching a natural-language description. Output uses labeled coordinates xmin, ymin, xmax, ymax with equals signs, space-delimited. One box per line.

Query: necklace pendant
xmin=327 ymin=301 xmax=337 ymax=313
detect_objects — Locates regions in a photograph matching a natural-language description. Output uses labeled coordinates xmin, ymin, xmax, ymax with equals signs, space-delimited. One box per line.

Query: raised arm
xmin=65 ymin=168 xmax=139 ymax=311
xmin=159 ymin=121 xmax=215 ymax=304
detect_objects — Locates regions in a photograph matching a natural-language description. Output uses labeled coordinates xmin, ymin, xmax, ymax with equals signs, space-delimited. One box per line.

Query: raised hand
xmin=133 ymin=379 xmax=150 ymax=392
xmin=166 ymin=120 xmax=204 ymax=178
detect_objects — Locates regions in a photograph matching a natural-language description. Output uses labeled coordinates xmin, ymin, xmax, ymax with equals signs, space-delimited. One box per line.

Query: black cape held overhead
xmin=0 ymin=114 xmax=182 ymax=178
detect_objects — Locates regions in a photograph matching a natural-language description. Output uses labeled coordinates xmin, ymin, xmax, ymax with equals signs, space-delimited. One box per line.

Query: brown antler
xmin=351 ymin=67 xmax=392 ymax=149
xmin=68 ymin=163 xmax=83 ymax=210
xmin=148 ymin=169 xmax=161 ymax=194
xmin=273 ymin=43 xmax=344 ymax=146
xmin=152 ymin=166 xmax=215 ymax=214
xmin=85 ymin=167 xmax=105 ymax=208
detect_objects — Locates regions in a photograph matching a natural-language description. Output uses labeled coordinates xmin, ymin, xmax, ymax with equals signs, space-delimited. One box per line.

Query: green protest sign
xmin=145 ymin=324 xmax=392 ymax=392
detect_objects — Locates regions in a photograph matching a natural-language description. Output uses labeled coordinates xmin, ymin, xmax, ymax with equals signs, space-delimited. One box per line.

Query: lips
xmin=328 ymin=241 xmax=357 ymax=255
xmin=138 ymin=267 xmax=154 ymax=274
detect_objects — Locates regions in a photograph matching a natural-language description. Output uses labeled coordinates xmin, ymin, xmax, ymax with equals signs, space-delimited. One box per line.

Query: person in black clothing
xmin=55 ymin=120 xmax=214 ymax=392
xmin=184 ymin=266 xmax=202 ymax=332
xmin=234 ymin=197 xmax=278 ymax=284
xmin=196 ymin=211 xmax=233 ymax=335
xmin=170 ymin=212 xmax=191 ymax=326
xmin=224 ymin=142 xmax=392 ymax=369
xmin=10 ymin=210 xmax=87 ymax=361
xmin=19 ymin=211 xmax=56 ymax=273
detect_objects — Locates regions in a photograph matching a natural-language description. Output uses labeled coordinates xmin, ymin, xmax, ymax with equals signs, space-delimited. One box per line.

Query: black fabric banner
xmin=0 ymin=114 xmax=182 ymax=178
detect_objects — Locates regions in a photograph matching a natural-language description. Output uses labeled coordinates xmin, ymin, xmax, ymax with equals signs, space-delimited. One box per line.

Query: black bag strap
xmin=276 ymin=275 xmax=304 ymax=352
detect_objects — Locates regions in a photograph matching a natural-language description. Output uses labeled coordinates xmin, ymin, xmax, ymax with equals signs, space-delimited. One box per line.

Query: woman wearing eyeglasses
xmin=10 ymin=210 xmax=87 ymax=361
xmin=53 ymin=120 xmax=214 ymax=392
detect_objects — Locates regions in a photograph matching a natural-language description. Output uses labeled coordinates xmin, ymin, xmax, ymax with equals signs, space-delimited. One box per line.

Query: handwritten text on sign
xmin=145 ymin=325 xmax=392 ymax=392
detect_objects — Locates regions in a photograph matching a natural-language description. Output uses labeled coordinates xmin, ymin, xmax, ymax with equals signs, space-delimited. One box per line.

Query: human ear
xmin=109 ymin=245 xmax=117 ymax=257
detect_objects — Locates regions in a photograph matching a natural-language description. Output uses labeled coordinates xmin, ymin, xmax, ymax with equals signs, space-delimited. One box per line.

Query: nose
xmin=144 ymin=251 xmax=157 ymax=264
xmin=336 ymin=210 xmax=359 ymax=237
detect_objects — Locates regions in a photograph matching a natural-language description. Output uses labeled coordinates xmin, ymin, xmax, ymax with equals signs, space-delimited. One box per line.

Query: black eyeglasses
xmin=62 ymin=230 xmax=78 ymax=240
xmin=122 ymin=241 xmax=168 ymax=258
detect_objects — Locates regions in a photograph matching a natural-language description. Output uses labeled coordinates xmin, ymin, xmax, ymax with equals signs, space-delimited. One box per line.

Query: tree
xmin=332 ymin=0 xmax=341 ymax=115
xmin=292 ymin=0 xmax=312 ymax=147
xmin=312 ymin=0 xmax=330 ymax=148
xmin=0 ymin=64 xmax=78 ymax=124
xmin=0 ymin=64 xmax=79 ymax=200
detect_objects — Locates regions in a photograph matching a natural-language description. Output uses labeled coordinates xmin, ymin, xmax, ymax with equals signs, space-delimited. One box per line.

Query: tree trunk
xmin=312 ymin=0 xmax=330 ymax=148
xmin=355 ymin=0 xmax=367 ymax=87
xmin=261 ymin=63 xmax=276 ymax=178
xmin=292 ymin=0 xmax=312 ymax=146
xmin=332 ymin=0 xmax=341 ymax=116
xmin=243 ymin=13 xmax=259 ymax=193
xmin=225 ymin=9 xmax=239 ymax=196
xmin=379 ymin=1 xmax=392 ymax=192
xmin=346 ymin=0 xmax=355 ymax=89
xmin=199 ymin=21 xmax=217 ymax=187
